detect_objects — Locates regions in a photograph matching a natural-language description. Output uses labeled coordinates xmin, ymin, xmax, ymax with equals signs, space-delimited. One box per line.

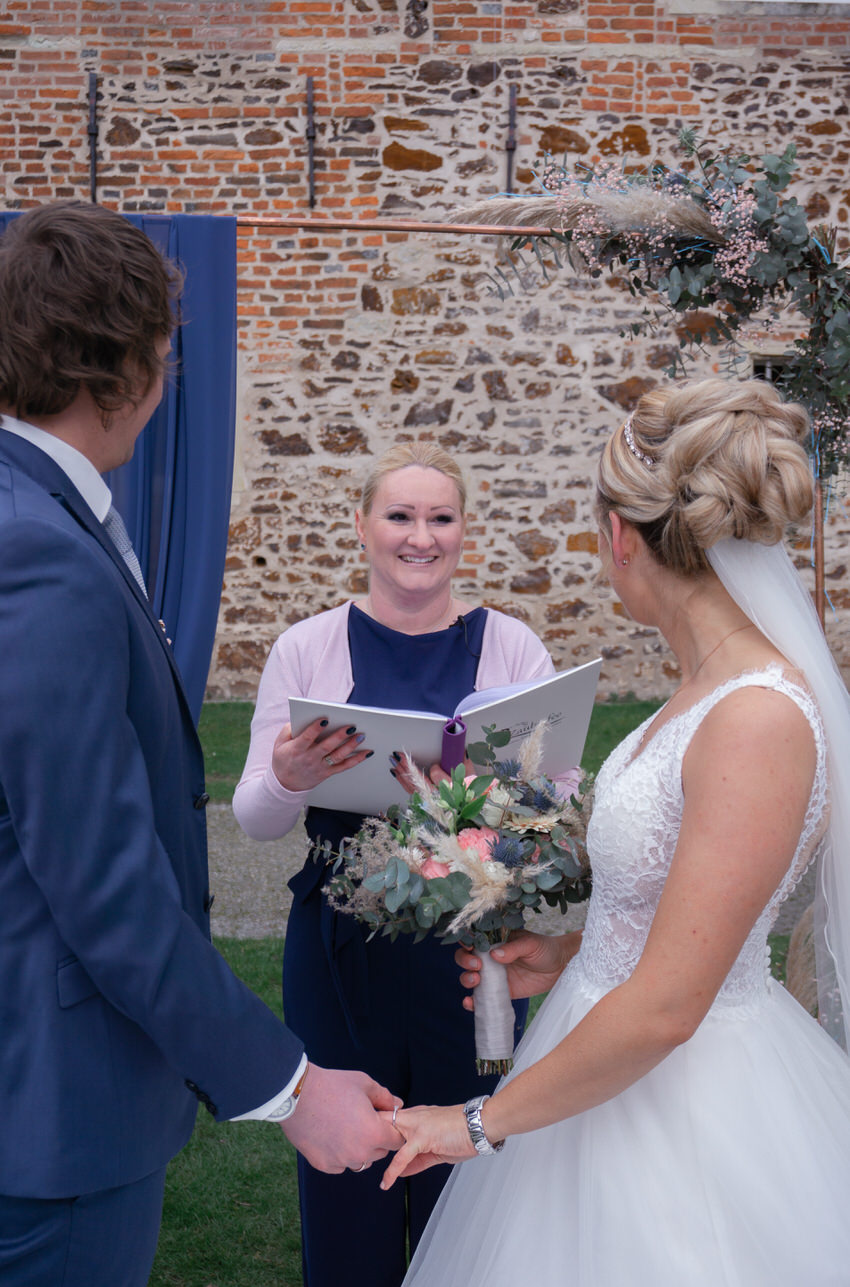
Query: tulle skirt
xmin=403 ymin=960 xmax=850 ymax=1286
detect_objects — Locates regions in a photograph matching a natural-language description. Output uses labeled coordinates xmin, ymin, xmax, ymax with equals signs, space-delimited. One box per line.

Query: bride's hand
xmin=271 ymin=718 xmax=373 ymax=792
xmin=379 ymin=1105 xmax=476 ymax=1189
xmin=455 ymin=930 xmax=582 ymax=1006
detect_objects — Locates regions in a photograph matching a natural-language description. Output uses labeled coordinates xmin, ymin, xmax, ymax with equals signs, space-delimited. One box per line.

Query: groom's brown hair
xmin=0 ymin=201 xmax=180 ymax=420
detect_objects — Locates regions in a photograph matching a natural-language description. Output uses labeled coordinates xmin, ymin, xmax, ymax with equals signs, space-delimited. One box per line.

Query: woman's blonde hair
xmin=597 ymin=378 xmax=814 ymax=576
xmin=360 ymin=440 xmax=467 ymax=514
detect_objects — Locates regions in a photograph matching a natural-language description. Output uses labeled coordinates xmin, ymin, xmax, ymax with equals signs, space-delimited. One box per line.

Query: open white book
xmin=288 ymin=656 xmax=602 ymax=816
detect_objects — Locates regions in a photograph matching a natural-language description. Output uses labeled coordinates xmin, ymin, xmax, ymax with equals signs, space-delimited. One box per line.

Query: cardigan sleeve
xmin=476 ymin=609 xmax=556 ymax=689
xmin=232 ymin=604 xmax=354 ymax=841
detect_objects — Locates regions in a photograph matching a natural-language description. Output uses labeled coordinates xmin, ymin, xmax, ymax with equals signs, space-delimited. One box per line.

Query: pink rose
xmin=456 ymin=826 xmax=499 ymax=862
xmin=421 ymin=856 xmax=451 ymax=879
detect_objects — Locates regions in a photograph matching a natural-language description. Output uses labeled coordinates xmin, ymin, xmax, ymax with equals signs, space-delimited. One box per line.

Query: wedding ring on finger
xmin=392 ymin=1105 xmax=400 ymax=1128
xmin=354 ymin=1162 xmax=368 ymax=1172
xmin=324 ymin=754 xmax=335 ymax=766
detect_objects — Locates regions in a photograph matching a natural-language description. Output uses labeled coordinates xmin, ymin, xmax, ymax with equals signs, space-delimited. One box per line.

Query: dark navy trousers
xmin=283 ymin=861 xmax=527 ymax=1287
xmin=0 ymin=1167 xmax=166 ymax=1287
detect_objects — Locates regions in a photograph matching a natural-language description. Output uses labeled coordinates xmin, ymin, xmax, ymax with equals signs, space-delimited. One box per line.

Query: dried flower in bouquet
xmin=314 ymin=723 xmax=593 ymax=1073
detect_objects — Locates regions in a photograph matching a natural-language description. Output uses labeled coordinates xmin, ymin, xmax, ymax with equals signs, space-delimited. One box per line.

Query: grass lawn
xmin=197 ymin=700 xmax=254 ymax=802
xmin=150 ymin=939 xmax=303 ymax=1287
xmin=152 ymin=699 xmax=790 ymax=1285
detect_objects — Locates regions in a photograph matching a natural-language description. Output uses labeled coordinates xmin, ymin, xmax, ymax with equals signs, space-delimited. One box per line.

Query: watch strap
xmin=265 ymin=1065 xmax=309 ymax=1122
xmin=463 ymin=1094 xmax=504 ymax=1155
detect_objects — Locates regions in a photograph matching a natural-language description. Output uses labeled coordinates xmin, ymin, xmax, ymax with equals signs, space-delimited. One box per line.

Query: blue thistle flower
xmin=518 ymin=786 xmax=559 ymax=811
xmin=489 ymin=835 xmax=527 ymax=868
xmin=494 ymin=758 xmax=522 ymax=778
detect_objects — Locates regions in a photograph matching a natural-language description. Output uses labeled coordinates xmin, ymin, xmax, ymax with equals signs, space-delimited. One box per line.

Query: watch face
xmin=268 ymin=1096 xmax=296 ymax=1122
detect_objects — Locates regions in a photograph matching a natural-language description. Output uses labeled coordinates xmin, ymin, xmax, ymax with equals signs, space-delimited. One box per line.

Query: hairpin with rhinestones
xmin=622 ymin=414 xmax=654 ymax=467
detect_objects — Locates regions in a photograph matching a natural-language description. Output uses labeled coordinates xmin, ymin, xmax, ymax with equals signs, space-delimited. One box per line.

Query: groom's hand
xmin=280 ymin=1064 xmax=403 ymax=1174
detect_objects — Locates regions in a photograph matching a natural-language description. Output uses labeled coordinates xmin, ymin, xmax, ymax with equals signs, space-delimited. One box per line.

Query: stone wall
xmin=3 ymin=1 xmax=850 ymax=699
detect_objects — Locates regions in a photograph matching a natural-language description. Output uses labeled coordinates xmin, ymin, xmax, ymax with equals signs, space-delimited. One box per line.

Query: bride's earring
xmin=619 ymin=556 xmax=630 ymax=568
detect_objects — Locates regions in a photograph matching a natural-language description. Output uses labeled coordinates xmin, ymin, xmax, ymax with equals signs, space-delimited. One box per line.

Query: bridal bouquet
xmin=315 ymin=723 xmax=592 ymax=1074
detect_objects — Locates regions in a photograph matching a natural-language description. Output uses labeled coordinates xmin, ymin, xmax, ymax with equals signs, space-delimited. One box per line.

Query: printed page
xmin=457 ymin=658 xmax=602 ymax=776
xmin=289 ymin=655 xmax=601 ymax=815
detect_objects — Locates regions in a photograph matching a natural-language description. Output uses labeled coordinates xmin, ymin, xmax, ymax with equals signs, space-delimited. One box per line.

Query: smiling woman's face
xmin=355 ymin=465 xmax=465 ymax=605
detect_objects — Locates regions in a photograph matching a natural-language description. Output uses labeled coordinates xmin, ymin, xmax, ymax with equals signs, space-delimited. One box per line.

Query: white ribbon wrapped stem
xmin=474 ymin=947 xmax=515 ymax=1075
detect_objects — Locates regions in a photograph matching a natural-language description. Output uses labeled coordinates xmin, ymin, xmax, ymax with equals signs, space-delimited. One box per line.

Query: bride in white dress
xmin=380 ymin=378 xmax=850 ymax=1285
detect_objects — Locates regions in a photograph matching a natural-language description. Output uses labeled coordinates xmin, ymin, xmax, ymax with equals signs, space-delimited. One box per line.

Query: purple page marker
xmin=441 ymin=717 xmax=467 ymax=773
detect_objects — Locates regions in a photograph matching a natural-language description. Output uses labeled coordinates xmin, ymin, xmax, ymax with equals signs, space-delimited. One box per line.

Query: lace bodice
xmin=578 ymin=667 xmax=828 ymax=1006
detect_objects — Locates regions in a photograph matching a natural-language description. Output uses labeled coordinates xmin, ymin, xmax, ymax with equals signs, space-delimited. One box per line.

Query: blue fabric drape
xmin=0 ymin=211 xmax=237 ymax=723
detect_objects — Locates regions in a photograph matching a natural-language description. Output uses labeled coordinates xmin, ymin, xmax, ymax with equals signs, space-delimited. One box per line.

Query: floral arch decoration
xmin=455 ymin=130 xmax=850 ymax=618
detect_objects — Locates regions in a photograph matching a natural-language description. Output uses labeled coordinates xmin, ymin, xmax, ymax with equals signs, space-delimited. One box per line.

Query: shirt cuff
xmin=228 ymin=1054 xmax=309 ymax=1122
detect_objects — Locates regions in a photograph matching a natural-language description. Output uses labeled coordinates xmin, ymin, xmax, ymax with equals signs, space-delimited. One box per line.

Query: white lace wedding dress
xmin=404 ymin=668 xmax=850 ymax=1286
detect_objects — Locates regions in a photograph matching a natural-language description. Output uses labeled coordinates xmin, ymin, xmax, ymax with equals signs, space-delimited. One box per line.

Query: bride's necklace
xmin=681 ymin=622 xmax=756 ymax=690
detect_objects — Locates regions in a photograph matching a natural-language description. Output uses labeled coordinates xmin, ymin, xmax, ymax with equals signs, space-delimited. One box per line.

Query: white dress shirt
xmin=1 ymin=413 xmax=112 ymax=520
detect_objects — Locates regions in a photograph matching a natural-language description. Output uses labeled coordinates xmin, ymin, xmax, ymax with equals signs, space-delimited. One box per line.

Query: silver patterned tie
xmin=102 ymin=505 xmax=148 ymax=596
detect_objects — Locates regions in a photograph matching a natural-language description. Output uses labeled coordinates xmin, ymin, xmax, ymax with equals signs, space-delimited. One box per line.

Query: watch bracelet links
xmin=463 ymin=1094 xmax=504 ymax=1155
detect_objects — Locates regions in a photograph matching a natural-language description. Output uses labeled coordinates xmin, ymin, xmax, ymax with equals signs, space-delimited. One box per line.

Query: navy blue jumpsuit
xmin=282 ymin=605 xmax=528 ymax=1286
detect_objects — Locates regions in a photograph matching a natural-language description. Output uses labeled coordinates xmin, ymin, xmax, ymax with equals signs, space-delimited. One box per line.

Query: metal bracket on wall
xmin=306 ymin=77 xmax=316 ymax=209
xmin=88 ymin=72 xmax=98 ymax=203
xmin=505 ymin=83 xmax=517 ymax=195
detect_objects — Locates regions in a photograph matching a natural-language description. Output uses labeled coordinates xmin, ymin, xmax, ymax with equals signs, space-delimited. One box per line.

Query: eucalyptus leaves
xmin=319 ymin=723 xmax=591 ymax=957
xmin=467 ymin=130 xmax=850 ymax=480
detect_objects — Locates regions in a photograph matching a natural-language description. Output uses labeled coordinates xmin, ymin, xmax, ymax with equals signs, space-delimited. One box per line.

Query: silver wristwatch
xmin=265 ymin=1066 xmax=308 ymax=1123
xmin=463 ymin=1094 xmax=504 ymax=1156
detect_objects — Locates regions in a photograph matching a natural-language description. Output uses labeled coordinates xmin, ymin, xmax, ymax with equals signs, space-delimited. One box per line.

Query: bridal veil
xmin=708 ymin=537 xmax=850 ymax=1049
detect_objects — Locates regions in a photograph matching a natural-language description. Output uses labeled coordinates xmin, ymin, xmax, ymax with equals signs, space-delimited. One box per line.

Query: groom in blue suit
xmin=0 ymin=203 xmax=399 ymax=1286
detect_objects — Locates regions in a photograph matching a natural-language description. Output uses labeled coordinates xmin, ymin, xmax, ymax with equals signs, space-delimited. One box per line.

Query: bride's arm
xmin=381 ymin=686 xmax=816 ymax=1186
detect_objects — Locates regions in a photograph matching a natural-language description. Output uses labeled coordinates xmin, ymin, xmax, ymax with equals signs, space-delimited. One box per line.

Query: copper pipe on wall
xmin=236 ymin=216 xmax=553 ymax=237
xmin=814 ymin=481 xmax=825 ymax=628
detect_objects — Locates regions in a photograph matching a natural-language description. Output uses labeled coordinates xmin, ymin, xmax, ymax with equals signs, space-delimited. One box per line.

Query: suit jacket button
xmin=193 ymin=792 xmax=210 ymax=810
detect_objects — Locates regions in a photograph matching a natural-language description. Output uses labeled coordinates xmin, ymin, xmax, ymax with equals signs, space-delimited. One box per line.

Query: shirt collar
xmin=0 ymin=414 xmax=113 ymax=522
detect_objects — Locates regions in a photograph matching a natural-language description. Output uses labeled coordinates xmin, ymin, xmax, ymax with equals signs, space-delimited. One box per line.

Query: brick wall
xmin=3 ymin=1 xmax=850 ymax=698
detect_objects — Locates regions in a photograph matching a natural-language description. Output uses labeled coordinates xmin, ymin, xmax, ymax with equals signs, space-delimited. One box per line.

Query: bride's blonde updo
xmin=596 ymin=377 xmax=814 ymax=576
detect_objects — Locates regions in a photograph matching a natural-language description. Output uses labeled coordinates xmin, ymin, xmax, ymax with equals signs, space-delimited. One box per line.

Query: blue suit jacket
xmin=0 ymin=429 xmax=304 ymax=1198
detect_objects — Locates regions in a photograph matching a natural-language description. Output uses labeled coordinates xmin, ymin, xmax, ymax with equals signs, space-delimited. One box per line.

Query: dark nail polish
xmin=389 ymin=768 xmax=397 ymax=778
xmin=365 ymin=751 xmax=374 ymax=759
xmin=320 ymin=719 xmax=329 ymax=728
xmin=345 ymin=725 xmax=357 ymax=736
xmin=391 ymin=751 xmax=402 ymax=763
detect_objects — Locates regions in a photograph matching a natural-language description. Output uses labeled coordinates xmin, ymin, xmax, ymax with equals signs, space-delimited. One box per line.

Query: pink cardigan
xmin=233 ymin=602 xmax=558 ymax=842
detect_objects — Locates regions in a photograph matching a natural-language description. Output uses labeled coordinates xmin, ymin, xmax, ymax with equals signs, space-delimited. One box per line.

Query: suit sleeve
xmin=0 ymin=518 xmax=303 ymax=1120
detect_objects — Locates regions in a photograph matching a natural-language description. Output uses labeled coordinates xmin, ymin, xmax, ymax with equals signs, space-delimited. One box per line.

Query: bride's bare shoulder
xmin=685 ymin=678 xmax=817 ymax=786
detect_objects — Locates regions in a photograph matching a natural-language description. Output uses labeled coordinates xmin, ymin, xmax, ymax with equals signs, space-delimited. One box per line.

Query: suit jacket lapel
xmin=0 ymin=429 xmax=193 ymax=705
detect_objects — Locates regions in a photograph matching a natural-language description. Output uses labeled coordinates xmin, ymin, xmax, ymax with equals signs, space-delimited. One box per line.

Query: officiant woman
xmin=234 ymin=440 xmax=577 ymax=1287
